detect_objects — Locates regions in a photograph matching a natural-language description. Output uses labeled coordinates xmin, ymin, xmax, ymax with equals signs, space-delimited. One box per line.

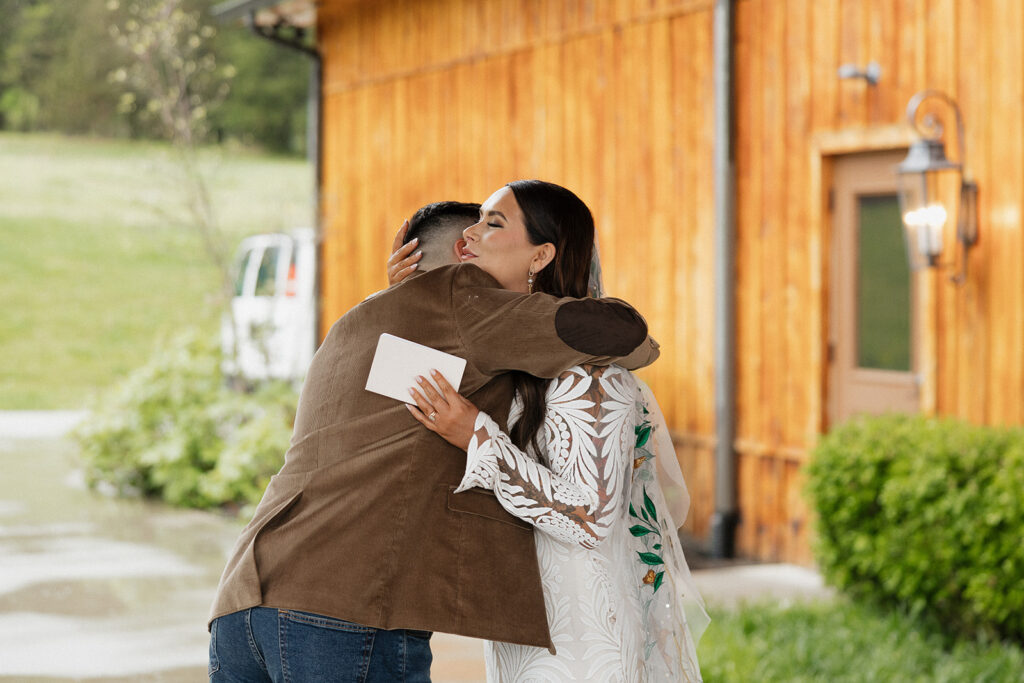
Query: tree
xmin=0 ymin=0 xmax=127 ymax=135
xmin=212 ymin=24 xmax=310 ymax=154
xmin=108 ymin=0 xmax=236 ymax=303
xmin=0 ymin=0 xmax=311 ymax=151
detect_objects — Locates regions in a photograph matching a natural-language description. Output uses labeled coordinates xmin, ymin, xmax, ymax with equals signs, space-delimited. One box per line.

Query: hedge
xmin=805 ymin=414 xmax=1024 ymax=643
xmin=73 ymin=331 xmax=296 ymax=512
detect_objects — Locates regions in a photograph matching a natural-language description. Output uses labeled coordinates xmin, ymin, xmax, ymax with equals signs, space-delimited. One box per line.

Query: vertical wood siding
xmin=317 ymin=0 xmax=1024 ymax=564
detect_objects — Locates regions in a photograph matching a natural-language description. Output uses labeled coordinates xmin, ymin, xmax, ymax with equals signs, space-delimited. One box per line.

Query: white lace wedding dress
xmin=456 ymin=364 xmax=704 ymax=682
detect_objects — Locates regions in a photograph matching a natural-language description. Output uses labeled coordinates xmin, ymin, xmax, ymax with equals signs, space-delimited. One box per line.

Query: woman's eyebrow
xmin=484 ymin=210 xmax=507 ymax=220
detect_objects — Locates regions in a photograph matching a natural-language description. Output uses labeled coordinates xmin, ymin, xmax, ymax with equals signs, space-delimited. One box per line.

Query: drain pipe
xmin=710 ymin=0 xmax=739 ymax=559
xmin=244 ymin=13 xmax=325 ymax=342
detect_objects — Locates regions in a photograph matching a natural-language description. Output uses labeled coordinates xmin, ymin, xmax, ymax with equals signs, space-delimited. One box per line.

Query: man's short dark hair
xmin=405 ymin=201 xmax=480 ymax=247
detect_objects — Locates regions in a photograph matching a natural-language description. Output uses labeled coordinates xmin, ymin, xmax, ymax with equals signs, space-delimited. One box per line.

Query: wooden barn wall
xmin=727 ymin=0 xmax=1024 ymax=564
xmin=316 ymin=0 xmax=1024 ymax=564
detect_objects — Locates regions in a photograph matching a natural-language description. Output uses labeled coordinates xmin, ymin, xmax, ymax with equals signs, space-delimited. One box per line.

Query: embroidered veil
xmin=590 ymin=244 xmax=709 ymax=680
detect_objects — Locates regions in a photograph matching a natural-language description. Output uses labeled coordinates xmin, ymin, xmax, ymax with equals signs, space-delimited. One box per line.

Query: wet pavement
xmin=0 ymin=415 xmax=485 ymax=681
xmin=0 ymin=432 xmax=242 ymax=681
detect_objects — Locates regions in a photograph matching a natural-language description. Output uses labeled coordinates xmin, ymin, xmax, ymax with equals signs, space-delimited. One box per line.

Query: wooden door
xmin=828 ymin=151 xmax=921 ymax=426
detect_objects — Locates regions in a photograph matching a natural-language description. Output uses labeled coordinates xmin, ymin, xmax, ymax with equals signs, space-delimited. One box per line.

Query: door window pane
xmin=255 ymin=246 xmax=280 ymax=297
xmin=857 ymin=195 xmax=911 ymax=371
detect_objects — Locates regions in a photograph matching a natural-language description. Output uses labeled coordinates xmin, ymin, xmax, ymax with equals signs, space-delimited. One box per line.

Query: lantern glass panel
xmin=898 ymin=170 xmax=946 ymax=269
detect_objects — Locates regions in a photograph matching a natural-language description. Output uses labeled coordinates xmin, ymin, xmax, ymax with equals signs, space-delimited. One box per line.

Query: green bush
xmin=73 ymin=331 xmax=296 ymax=511
xmin=698 ymin=600 xmax=1024 ymax=682
xmin=805 ymin=414 xmax=1024 ymax=643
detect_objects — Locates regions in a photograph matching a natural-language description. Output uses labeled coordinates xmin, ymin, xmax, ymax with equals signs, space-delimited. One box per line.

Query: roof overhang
xmin=211 ymin=0 xmax=316 ymax=29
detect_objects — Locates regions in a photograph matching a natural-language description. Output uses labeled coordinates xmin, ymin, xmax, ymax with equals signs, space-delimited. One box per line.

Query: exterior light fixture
xmin=896 ymin=90 xmax=979 ymax=283
xmin=837 ymin=61 xmax=881 ymax=86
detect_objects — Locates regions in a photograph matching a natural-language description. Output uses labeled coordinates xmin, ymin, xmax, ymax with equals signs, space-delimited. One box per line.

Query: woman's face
xmin=459 ymin=186 xmax=553 ymax=292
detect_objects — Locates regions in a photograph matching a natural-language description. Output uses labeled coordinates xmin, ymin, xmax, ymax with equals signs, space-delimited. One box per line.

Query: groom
xmin=209 ymin=201 xmax=660 ymax=681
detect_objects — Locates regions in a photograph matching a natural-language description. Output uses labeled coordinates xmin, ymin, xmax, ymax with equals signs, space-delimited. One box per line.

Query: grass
xmin=697 ymin=599 xmax=1024 ymax=682
xmin=0 ymin=132 xmax=313 ymax=408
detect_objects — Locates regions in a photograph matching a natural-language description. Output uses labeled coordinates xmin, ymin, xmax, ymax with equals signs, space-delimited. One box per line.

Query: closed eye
xmin=487 ymin=222 xmax=502 ymax=228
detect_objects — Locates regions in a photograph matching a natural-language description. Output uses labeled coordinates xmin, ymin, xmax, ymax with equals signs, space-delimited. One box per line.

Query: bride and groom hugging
xmin=208 ymin=180 xmax=706 ymax=682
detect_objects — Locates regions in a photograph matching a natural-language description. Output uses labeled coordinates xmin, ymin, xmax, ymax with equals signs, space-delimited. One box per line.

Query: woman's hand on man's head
xmin=387 ymin=219 xmax=424 ymax=285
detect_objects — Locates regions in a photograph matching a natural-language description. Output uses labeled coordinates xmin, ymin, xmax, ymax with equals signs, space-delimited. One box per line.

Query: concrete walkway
xmin=0 ymin=412 xmax=830 ymax=681
xmin=692 ymin=563 xmax=832 ymax=608
xmin=0 ymin=409 xmax=87 ymax=439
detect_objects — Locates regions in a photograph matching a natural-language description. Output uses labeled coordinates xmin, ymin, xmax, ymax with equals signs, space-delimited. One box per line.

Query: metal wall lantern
xmin=896 ymin=90 xmax=979 ymax=283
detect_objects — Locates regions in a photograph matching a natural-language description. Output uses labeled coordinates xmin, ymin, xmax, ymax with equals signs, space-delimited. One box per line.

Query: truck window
xmin=255 ymin=246 xmax=280 ymax=297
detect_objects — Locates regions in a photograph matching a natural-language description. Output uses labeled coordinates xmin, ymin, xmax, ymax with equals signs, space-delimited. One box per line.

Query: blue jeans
xmin=209 ymin=608 xmax=433 ymax=682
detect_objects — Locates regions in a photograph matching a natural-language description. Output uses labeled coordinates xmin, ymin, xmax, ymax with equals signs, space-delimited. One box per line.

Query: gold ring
xmin=428 ymin=411 xmax=437 ymax=422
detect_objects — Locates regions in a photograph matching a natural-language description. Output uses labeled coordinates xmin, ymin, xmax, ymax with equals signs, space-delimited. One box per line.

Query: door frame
xmin=827 ymin=151 xmax=921 ymax=426
xmin=809 ymin=126 xmax=933 ymax=433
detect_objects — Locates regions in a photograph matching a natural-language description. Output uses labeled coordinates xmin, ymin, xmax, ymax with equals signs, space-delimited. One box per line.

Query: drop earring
xmin=527 ymin=269 xmax=535 ymax=294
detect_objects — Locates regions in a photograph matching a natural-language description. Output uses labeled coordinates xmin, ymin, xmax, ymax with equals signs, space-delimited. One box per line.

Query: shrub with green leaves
xmin=805 ymin=414 xmax=1024 ymax=643
xmin=698 ymin=600 xmax=1024 ymax=682
xmin=73 ymin=331 xmax=296 ymax=511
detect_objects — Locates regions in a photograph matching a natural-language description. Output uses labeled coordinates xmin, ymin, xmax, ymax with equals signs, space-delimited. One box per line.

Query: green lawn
xmin=697 ymin=600 xmax=1024 ymax=682
xmin=0 ymin=133 xmax=313 ymax=408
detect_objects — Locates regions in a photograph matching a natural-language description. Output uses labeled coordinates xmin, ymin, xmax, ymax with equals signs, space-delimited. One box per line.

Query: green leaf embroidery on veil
xmin=631 ymin=396 xmax=669 ymax=595
xmin=633 ymin=406 xmax=653 ymax=467
xmin=643 ymin=487 xmax=658 ymax=523
xmin=629 ymin=484 xmax=666 ymax=592
xmin=638 ymin=552 xmax=664 ymax=566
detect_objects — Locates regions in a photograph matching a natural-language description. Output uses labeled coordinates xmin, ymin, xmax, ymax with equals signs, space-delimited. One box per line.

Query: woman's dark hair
xmin=505 ymin=179 xmax=594 ymax=453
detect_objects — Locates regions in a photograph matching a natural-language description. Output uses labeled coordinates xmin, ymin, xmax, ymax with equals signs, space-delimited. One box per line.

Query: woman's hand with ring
xmin=407 ymin=370 xmax=479 ymax=450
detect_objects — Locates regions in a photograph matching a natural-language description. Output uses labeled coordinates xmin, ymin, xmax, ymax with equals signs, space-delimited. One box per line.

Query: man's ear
xmin=451 ymin=238 xmax=467 ymax=265
xmin=532 ymin=243 xmax=556 ymax=273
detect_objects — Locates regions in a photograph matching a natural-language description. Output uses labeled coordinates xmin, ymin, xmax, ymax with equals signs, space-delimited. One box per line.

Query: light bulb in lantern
xmin=903 ymin=203 xmax=947 ymax=261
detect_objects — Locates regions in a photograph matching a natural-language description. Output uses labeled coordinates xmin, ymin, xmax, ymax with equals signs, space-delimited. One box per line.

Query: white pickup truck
xmin=221 ymin=229 xmax=316 ymax=384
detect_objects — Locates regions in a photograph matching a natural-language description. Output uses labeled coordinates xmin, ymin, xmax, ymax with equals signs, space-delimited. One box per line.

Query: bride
xmin=400 ymin=179 xmax=708 ymax=681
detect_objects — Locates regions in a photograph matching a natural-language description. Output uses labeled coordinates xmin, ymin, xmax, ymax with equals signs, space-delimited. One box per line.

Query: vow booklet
xmin=364 ymin=333 xmax=467 ymax=405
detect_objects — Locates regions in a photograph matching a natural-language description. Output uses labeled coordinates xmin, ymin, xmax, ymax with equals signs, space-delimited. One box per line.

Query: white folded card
xmin=365 ymin=333 xmax=467 ymax=405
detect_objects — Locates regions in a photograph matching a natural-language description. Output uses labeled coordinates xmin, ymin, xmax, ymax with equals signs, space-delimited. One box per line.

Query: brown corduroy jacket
xmin=209 ymin=263 xmax=659 ymax=651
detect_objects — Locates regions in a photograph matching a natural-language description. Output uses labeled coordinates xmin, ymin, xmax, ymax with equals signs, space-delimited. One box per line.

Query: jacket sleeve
xmin=451 ymin=264 xmax=658 ymax=378
xmin=617 ymin=335 xmax=661 ymax=371
xmin=454 ymin=365 xmax=634 ymax=549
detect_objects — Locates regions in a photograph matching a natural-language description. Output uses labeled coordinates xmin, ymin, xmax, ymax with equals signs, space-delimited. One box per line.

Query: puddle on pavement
xmin=0 ymin=578 xmax=128 ymax=617
xmin=0 ymin=436 xmax=247 ymax=680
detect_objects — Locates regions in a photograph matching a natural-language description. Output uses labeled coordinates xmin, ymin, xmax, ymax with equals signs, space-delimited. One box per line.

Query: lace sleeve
xmin=453 ymin=365 xmax=635 ymax=549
